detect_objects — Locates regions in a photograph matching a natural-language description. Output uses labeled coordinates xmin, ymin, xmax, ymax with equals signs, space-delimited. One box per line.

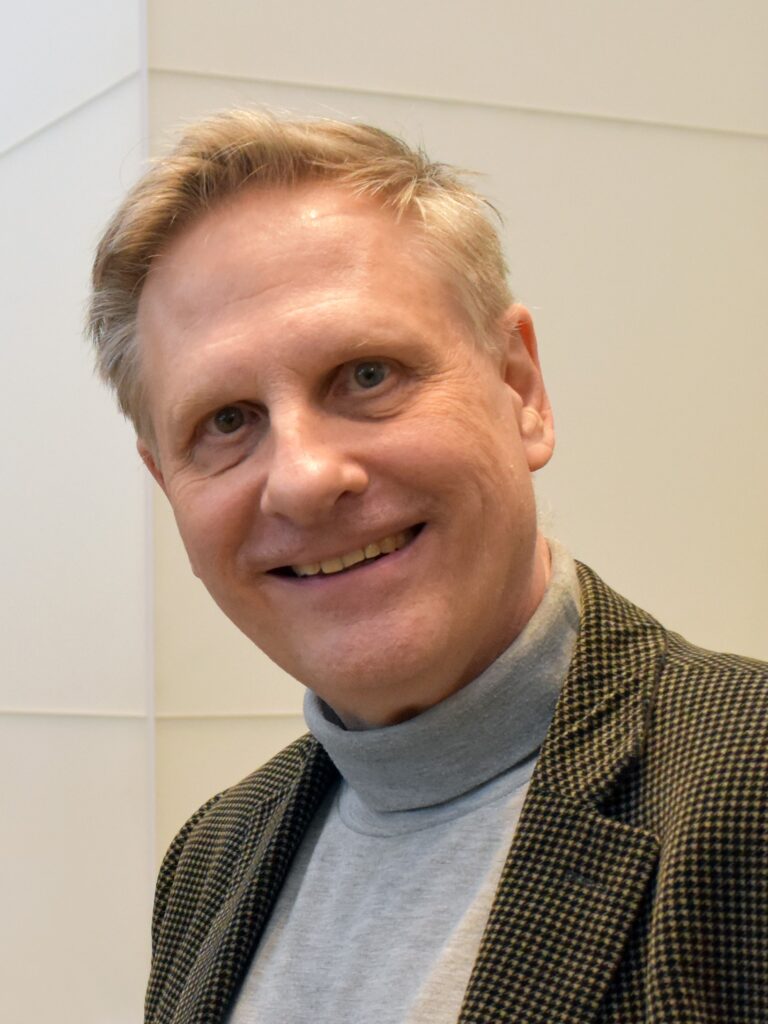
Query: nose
xmin=259 ymin=410 xmax=369 ymax=526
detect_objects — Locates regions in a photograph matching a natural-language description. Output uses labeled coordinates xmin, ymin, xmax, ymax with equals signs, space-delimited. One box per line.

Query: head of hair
xmin=87 ymin=109 xmax=513 ymax=441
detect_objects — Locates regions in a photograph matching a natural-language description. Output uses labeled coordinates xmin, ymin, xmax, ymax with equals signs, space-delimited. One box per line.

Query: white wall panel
xmin=2 ymin=0 xmax=142 ymax=153
xmin=0 ymin=715 xmax=151 ymax=1024
xmin=0 ymin=77 xmax=150 ymax=713
xmin=149 ymin=72 xmax=768 ymax=662
xmin=149 ymin=0 xmax=768 ymax=136
xmin=155 ymin=492 xmax=305 ymax=716
xmin=156 ymin=714 xmax=307 ymax=861
xmin=3 ymin=6 xmax=152 ymax=1022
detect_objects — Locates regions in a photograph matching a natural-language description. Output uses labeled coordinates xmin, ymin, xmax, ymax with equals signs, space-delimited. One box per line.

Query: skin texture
xmin=137 ymin=183 xmax=555 ymax=727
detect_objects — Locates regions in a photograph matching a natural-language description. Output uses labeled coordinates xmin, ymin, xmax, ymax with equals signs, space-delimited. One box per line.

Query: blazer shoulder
xmin=574 ymin=558 xmax=768 ymax=712
xmin=638 ymin=628 xmax=768 ymax=834
xmin=661 ymin=628 xmax=768 ymax=703
xmin=151 ymin=732 xmax=321 ymax=946
xmin=569 ymin=561 xmax=767 ymax=821
xmin=669 ymin=630 xmax=768 ymax=673
xmin=654 ymin=629 xmax=768 ymax=773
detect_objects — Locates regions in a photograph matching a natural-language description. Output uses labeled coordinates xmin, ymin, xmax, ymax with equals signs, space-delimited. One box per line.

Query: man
xmin=89 ymin=111 xmax=767 ymax=1024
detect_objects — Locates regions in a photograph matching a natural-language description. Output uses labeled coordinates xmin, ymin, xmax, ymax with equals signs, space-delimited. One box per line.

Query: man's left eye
xmin=353 ymin=361 xmax=390 ymax=389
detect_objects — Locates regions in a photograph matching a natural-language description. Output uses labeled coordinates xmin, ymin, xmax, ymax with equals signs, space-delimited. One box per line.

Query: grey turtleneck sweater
xmin=227 ymin=540 xmax=581 ymax=1024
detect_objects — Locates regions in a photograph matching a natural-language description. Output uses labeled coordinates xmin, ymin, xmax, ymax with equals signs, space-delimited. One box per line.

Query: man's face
xmin=138 ymin=184 xmax=554 ymax=726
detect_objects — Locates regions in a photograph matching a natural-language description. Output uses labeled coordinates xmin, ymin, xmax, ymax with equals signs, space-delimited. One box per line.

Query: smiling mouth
xmin=270 ymin=524 xmax=424 ymax=579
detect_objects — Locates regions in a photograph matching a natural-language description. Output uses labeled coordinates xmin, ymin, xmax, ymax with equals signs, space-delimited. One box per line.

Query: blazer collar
xmin=458 ymin=562 xmax=667 ymax=1023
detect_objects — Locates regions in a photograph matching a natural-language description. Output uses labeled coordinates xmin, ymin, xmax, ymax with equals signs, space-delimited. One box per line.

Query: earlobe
xmin=137 ymin=439 xmax=167 ymax=493
xmin=520 ymin=406 xmax=555 ymax=471
xmin=521 ymin=407 xmax=542 ymax=437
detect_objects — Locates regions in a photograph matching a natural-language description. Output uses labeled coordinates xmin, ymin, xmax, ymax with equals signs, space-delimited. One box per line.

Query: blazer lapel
xmin=460 ymin=563 xmax=666 ymax=1023
xmin=168 ymin=741 xmax=337 ymax=1024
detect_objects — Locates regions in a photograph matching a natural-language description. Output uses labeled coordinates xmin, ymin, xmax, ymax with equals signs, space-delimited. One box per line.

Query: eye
xmin=353 ymin=361 xmax=390 ymax=389
xmin=211 ymin=406 xmax=246 ymax=434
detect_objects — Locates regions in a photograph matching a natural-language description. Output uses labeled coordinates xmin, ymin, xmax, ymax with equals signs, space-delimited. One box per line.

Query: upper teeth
xmin=293 ymin=529 xmax=413 ymax=577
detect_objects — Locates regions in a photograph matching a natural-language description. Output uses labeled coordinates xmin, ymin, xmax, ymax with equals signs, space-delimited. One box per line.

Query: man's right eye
xmin=212 ymin=406 xmax=246 ymax=434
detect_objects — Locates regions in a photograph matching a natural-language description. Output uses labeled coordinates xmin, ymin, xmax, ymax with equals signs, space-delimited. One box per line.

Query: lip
xmin=267 ymin=523 xmax=426 ymax=585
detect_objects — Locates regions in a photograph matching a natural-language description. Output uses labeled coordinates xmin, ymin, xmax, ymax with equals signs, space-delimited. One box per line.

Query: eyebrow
xmin=159 ymin=349 xmax=269 ymax=434
xmin=164 ymin=387 xmax=239 ymax=440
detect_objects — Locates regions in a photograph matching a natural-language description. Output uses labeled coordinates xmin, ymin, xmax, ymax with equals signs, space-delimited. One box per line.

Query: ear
xmin=499 ymin=304 xmax=555 ymax=472
xmin=137 ymin=438 xmax=168 ymax=494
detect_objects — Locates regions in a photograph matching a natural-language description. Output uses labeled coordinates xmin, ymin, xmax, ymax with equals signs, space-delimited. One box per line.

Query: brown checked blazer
xmin=145 ymin=563 xmax=768 ymax=1023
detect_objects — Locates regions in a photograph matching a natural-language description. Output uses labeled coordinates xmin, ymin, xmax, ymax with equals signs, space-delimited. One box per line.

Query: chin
xmin=285 ymin=630 xmax=456 ymax=722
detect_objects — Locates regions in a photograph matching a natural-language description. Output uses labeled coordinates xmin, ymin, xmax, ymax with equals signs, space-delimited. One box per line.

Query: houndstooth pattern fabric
xmin=145 ymin=563 xmax=768 ymax=1023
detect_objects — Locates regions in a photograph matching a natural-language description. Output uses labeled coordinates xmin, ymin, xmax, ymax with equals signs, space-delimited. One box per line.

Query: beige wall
xmin=1 ymin=2 xmax=151 ymax=1022
xmin=147 ymin=0 xmax=768 ymax=861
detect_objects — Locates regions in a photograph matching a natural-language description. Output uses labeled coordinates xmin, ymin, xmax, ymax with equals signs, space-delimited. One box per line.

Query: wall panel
xmin=1 ymin=78 xmax=149 ymax=713
xmin=0 ymin=715 xmax=151 ymax=1024
xmin=2 ymin=7 xmax=151 ymax=1020
xmin=2 ymin=0 xmax=141 ymax=152
xmin=149 ymin=0 xmax=768 ymax=136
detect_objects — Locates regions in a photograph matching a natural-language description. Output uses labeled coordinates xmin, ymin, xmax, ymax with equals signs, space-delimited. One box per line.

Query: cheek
xmin=438 ymin=402 xmax=527 ymax=486
xmin=169 ymin=475 xmax=257 ymax=574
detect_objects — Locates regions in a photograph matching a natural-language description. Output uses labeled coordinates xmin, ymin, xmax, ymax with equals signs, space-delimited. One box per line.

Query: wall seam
xmin=139 ymin=0 xmax=156 ymax=896
xmin=155 ymin=711 xmax=306 ymax=720
xmin=148 ymin=65 xmax=768 ymax=143
xmin=0 ymin=708 xmax=149 ymax=719
xmin=0 ymin=71 xmax=143 ymax=158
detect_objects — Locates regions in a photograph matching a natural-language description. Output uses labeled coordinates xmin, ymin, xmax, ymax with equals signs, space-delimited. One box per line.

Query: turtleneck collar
xmin=304 ymin=539 xmax=580 ymax=813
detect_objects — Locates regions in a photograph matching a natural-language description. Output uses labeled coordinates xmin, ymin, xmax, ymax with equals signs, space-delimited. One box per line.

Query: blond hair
xmin=88 ymin=109 xmax=513 ymax=439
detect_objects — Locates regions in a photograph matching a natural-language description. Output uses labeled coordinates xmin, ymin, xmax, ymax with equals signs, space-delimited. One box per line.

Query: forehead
xmin=139 ymin=183 xmax=443 ymax=329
